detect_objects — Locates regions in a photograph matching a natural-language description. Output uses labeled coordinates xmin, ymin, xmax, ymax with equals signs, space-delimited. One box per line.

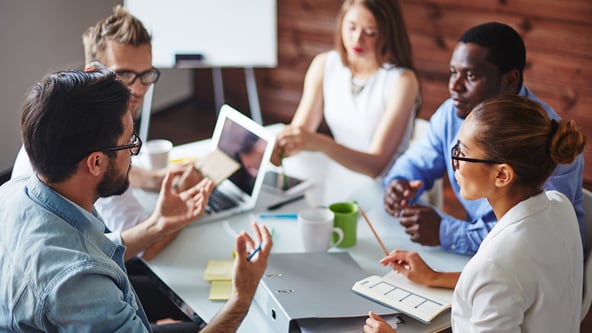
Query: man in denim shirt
xmin=0 ymin=70 xmax=272 ymax=332
xmin=383 ymin=22 xmax=584 ymax=255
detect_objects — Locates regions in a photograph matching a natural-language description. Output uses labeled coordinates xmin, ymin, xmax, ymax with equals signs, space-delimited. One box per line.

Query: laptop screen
xmin=216 ymin=116 xmax=269 ymax=195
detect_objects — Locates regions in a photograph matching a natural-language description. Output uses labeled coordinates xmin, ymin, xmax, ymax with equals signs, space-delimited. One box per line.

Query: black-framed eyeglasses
xmin=115 ymin=68 xmax=161 ymax=86
xmin=451 ymin=140 xmax=503 ymax=171
xmin=100 ymin=133 xmax=143 ymax=156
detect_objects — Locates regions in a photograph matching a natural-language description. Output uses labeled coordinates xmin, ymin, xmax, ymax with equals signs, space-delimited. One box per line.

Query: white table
xmin=137 ymin=131 xmax=470 ymax=332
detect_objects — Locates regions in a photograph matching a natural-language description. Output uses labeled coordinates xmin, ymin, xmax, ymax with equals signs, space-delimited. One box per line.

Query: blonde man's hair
xmin=82 ymin=5 xmax=151 ymax=64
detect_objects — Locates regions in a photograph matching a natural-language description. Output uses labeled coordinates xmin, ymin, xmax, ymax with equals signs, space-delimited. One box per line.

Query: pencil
xmin=359 ymin=206 xmax=390 ymax=256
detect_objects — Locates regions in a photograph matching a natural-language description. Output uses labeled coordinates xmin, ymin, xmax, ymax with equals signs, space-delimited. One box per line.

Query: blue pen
xmin=246 ymin=228 xmax=275 ymax=261
xmin=257 ymin=213 xmax=298 ymax=220
xmin=247 ymin=243 xmax=262 ymax=261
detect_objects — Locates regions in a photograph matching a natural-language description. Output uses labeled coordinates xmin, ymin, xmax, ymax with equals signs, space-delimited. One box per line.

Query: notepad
xmin=203 ymin=260 xmax=234 ymax=281
xmin=204 ymin=260 xmax=234 ymax=300
xmin=352 ymin=271 xmax=453 ymax=324
xmin=209 ymin=280 xmax=232 ymax=301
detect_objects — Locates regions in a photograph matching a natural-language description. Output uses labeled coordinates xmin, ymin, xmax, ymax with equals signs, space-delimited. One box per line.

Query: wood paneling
xmin=192 ymin=0 xmax=592 ymax=183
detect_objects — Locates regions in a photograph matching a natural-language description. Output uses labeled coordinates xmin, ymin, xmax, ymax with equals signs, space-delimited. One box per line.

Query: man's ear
xmin=85 ymin=61 xmax=105 ymax=72
xmin=84 ymin=152 xmax=107 ymax=177
xmin=501 ymin=69 xmax=520 ymax=94
xmin=494 ymin=164 xmax=514 ymax=188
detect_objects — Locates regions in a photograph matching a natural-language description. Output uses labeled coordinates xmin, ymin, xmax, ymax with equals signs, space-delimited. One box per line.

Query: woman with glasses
xmin=363 ymin=95 xmax=585 ymax=333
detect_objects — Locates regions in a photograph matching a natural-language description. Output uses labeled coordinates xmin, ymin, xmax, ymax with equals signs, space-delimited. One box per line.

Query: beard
xmin=97 ymin=159 xmax=131 ymax=198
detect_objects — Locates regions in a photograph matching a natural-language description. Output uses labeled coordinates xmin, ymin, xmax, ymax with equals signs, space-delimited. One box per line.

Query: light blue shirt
xmin=383 ymin=86 xmax=585 ymax=255
xmin=0 ymin=176 xmax=151 ymax=332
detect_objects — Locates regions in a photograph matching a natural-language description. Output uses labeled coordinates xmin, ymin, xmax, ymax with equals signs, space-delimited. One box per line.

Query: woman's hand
xmin=363 ymin=311 xmax=397 ymax=333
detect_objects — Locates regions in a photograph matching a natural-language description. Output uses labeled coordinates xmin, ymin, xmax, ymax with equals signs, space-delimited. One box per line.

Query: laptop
xmin=199 ymin=104 xmax=275 ymax=223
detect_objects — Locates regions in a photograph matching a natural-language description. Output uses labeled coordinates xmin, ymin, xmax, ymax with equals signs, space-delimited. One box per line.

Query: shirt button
xmin=451 ymin=244 xmax=457 ymax=250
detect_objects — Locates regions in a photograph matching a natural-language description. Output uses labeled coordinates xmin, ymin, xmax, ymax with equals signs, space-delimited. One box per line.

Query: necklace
xmin=350 ymin=77 xmax=366 ymax=95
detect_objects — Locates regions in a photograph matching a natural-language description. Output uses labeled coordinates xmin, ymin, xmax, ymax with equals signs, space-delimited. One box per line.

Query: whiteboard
xmin=125 ymin=0 xmax=277 ymax=68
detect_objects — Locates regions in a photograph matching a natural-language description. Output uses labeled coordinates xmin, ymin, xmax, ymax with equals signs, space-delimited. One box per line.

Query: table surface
xmin=137 ymin=126 xmax=470 ymax=333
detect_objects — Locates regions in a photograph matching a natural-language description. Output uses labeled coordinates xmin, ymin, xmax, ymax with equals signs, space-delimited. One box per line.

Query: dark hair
xmin=21 ymin=70 xmax=130 ymax=183
xmin=335 ymin=0 xmax=414 ymax=70
xmin=82 ymin=5 xmax=152 ymax=64
xmin=469 ymin=95 xmax=586 ymax=189
xmin=459 ymin=22 xmax=526 ymax=89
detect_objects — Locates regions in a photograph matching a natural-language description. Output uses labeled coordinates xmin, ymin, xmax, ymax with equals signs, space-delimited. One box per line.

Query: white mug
xmin=144 ymin=139 xmax=173 ymax=170
xmin=298 ymin=208 xmax=344 ymax=252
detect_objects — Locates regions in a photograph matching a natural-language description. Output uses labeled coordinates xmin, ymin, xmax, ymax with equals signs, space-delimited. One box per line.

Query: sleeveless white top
xmin=322 ymin=50 xmax=416 ymax=175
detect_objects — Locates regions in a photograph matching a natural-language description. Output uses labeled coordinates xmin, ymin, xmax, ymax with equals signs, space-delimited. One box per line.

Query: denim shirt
xmin=0 ymin=177 xmax=151 ymax=332
xmin=383 ymin=86 xmax=585 ymax=255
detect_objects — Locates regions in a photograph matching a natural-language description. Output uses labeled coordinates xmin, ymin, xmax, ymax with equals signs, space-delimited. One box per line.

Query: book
xmin=352 ymin=271 xmax=453 ymax=324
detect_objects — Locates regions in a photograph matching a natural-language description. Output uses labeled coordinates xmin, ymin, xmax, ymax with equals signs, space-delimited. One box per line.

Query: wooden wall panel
xmin=191 ymin=0 xmax=592 ymax=183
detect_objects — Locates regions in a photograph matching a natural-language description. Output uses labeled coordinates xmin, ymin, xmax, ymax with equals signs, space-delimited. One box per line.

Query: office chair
xmin=581 ymin=188 xmax=592 ymax=321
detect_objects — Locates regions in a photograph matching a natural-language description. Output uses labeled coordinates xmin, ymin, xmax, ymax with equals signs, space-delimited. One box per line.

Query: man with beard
xmin=382 ymin=22 xmax=584 ymax=255
xmin=0 ymin=70 xmax=272 ymax=332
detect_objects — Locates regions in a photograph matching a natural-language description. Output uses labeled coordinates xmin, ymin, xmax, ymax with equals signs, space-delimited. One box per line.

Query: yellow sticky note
xmin=209 ymin=280 xmax=232 ymax=301
xmin=169 ymin=156 xmax=199 ymax=165
xmin=203 ymin=260 xmax=233 ymax=281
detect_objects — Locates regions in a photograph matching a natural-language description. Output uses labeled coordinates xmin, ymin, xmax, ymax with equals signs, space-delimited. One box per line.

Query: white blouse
xmin=452 ymin=191 xmax=583 ymax=332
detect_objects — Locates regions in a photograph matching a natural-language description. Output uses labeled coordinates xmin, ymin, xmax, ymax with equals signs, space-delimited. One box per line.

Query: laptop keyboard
xmin=207 ymin=189 xmax=239 ymax=213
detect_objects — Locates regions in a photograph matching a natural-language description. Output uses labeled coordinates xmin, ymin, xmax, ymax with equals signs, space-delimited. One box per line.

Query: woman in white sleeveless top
xmin=274 ymin=0 xmax=420 ymax=177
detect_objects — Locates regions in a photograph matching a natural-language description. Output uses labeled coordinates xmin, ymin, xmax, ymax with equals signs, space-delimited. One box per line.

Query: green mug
xmin=329 ymin=201 xmax=359 ymax=248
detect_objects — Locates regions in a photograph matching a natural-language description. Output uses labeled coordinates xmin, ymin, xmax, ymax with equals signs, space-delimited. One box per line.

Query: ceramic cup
xmin=329 ymin=201 xmax=359 ymax=248
xmin=298 ymin=207 xmax=344 ymax=252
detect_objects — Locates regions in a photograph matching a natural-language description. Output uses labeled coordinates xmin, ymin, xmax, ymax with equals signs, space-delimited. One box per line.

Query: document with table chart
xmin=352 ymin=271 xmax=453 ymax=324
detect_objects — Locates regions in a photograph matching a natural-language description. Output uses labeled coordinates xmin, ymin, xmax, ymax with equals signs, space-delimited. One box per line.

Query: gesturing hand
xmin=232 ymin=222 xmax=273 ymax=300
xmin=153 ymin=170 xmax=214 ymax=233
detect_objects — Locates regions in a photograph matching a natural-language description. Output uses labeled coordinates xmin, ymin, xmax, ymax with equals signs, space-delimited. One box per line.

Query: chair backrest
xmin=583 ymin=189 xmax=592 ymax=256
xmin=581 ymin=188 xmax=592 ymax=321
xmin=410 ymin=118 xmax=443 ymax=209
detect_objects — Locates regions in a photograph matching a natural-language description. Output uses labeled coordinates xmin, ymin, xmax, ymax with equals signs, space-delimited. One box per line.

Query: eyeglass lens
xmin=130 ymin=134 xmax=142 ymax=155
xmin=117 ymin=69 xmax=160 ymax=85
xmin=451 ymin=142 xmax=460 ymax=171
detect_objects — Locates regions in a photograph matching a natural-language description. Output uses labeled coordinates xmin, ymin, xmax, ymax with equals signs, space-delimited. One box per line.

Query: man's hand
xmin=383 ymin=179 xmax=423 ymax=216
xmin=200 ymin=222 xmax=273 ymax=333
xmin=232 ymin=222 xmax=273 ymax=300
xmin=398 ymin=204 xmax=441 ymax=246
xmin=152 ymin=170 xmax=214 ymax=234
